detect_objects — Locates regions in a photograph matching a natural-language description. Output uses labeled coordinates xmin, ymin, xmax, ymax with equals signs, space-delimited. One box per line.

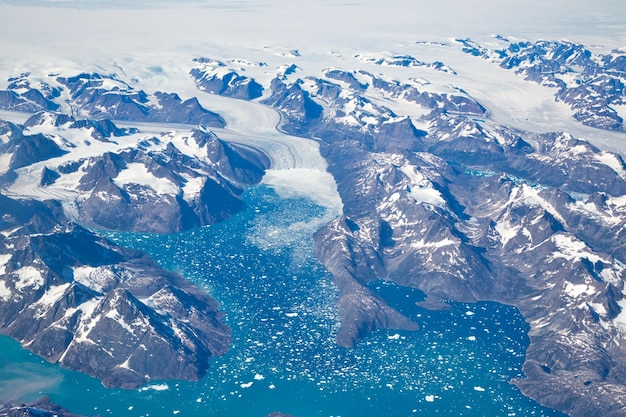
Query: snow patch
xmin=563 ymin=282 xmax=595 ymax=299
xmin=14 ymin=266 xmax=44 ymax=291
xmin=180 ymin=174 xmax=205 ymax=203
xmin=551 ymin=234 xmax=603 ymax=265
xmin=495 ymin=220 xmax=520 ymax=247
xmin=73 ymin=265 xmax=117 ymax=294
xmin=0 ymin=280 xmax=12 ymax=301
xmin=0 ymin=253 xmax=11 ymax=274
xmin=410 ymin=238 xmax=457 ymax=249
xmin=612 ymin=104 xmax=626 ymax=126
xmin=34 ymin=283 xmax=71 ymax=310
xmin=518 ymin=184 xmax=567 ymax=226
xmin=612 ymin=298 xmax=626 ymax=331
xmin=114 ymin=163 xmax=179 ymax=195
xmin=0 ymin=154 xmax=12 ymax=174
xmin=399 ymin=164 xmax=445 ymax=207
xmin=70 ymin=297 xmax=103 ymax=345
xmin=595 ymin=151 xmax=626 ymax=180
xmin=105 ymin=308 xmax=136 ymax=336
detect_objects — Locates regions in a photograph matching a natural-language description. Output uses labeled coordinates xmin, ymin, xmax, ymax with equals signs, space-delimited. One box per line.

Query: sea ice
xmin=138 ymin=383 xmax=169 ymax=392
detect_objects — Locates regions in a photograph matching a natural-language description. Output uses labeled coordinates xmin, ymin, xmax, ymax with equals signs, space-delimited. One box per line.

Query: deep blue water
xmin=0 ymin=185 xmax=566 ymax=417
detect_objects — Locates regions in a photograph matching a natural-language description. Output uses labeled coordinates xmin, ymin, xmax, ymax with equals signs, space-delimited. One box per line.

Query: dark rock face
xmin=39 ymin=166 xmax=60 ymax=186
xmin=261 ymin=78 xmax=324 ymax=136
xmin=152 ymin=92 xmax=223 ymax=125
xmin=0 ymin=131 xmax=66 ymax=171
xmin=0 ymin=194 xmax=231 ymax=389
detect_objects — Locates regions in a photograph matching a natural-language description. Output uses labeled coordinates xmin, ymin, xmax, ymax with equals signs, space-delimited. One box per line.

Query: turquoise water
xmin=0 ymin=185 xmax=566 ymax=417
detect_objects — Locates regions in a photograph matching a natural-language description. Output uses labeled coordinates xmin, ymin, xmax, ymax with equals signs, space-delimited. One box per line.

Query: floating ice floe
xmin=138 ymin=383 xmax=169 ymax=392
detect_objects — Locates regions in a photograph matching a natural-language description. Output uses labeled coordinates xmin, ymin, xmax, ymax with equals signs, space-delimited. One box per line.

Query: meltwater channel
xmin=0 ymin=185 xmax=566 ymax=417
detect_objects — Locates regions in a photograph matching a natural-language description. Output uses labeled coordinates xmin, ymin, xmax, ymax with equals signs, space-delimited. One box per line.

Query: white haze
xmin=0 ymin=0 xmax=625 ymax=66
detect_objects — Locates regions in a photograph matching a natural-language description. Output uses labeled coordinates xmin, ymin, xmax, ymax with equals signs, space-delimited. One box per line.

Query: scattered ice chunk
xmin=138 ymin=383 xmax=169 ymax=392
xmin=254 ymin=374 xmax=265 ymax=380
xmin=467 ymin=336 xmax=476 ymax=341
xmin=388 ymin=333 xmax=401 ymax=340
xmin=425 ymin=395 xmax=435 ymax=402
xmin=474 ymin=386 xmax=486 ymax=392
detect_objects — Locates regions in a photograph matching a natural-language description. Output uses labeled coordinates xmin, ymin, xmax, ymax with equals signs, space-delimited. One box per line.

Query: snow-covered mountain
xmin=456 ymin=36 xmax=626 ymax=131
xmin=0 ymin=193 xmax=231 ymax=389
xmin=1 ymin=17 xmax=626 ymax=416
xmin=1 ymin=72 xmax=225 ymax=127
xmin=0 ymin=108 xmax=267 ymax=233
xmin=183 ymin=42 xmax=626 ymax=416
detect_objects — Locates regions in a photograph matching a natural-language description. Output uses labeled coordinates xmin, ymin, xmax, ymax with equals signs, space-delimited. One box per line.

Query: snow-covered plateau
xmin=1 ymin=1 xmax=626 ymax=417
